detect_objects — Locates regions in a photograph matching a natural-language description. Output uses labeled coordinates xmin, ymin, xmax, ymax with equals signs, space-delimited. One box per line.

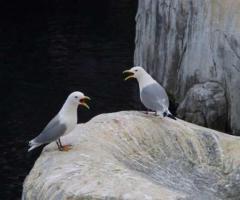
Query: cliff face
xmin=23 ymin=112 xmax=240 ymax=200
xmin=134 ymin=0 xmax=240 ymax=134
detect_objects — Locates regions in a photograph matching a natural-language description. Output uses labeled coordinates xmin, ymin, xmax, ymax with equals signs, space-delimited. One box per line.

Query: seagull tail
xmin=28 ymin=139 xmax=42 ymax=152
xmin=164 ymin=110 xmax=177 ymax=120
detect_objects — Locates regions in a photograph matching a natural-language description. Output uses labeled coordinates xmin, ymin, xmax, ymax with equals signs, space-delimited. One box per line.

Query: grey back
xmin=140 ymin=83 xmax=169 ymax=112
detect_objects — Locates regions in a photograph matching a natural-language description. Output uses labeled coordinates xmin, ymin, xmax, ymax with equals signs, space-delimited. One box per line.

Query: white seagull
xmin=28 ymin=91 xmax=91 ymax=152
xmin=123 ymin=66 xmax=176 ymax=120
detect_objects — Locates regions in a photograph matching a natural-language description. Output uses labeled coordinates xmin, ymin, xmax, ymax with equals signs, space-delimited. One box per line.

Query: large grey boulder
xmin=22 ymin=111 xmax=240 ymax=200
xmin=134 ymin=0 xmax=240 ymax=134
xmin=177 ymin=81 xmax=227 ymax=131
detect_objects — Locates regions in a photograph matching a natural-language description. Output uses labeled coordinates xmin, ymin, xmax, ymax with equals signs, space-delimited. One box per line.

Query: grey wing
xmin=140 ymin=83 xmax=169 ymax=111
xmin=33 ymin=115 xmax=67 ymax=144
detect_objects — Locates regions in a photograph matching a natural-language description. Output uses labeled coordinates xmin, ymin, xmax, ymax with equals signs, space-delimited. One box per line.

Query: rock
xmin=177 ymin=81 xmax=227 ymax=131
xmin=22 ymin=111 xmax=240 ymax=200
xmin=134 ymin=0 xmax=240 ymax=134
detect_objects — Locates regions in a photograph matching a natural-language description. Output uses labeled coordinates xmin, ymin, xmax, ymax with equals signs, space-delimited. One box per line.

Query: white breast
xmin=138 ymin=73 xmax=157 ymax=92
xmin=59 ymin=113 xmax=77 ymax=135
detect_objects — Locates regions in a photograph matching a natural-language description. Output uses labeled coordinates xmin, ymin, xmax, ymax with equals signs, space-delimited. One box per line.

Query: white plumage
xmin=123 ymin=66 xmax=176 ymax=119
xmin=28 ymin=91 xmax=90 ymax=151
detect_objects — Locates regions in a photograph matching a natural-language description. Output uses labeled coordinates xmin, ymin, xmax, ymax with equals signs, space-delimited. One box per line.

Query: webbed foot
xmin=60 ymin=144 xmax=72 ymax=151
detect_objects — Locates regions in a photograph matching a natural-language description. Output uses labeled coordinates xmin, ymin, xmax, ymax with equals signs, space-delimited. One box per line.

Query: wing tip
xmin=163 ymin=111 xmax=177 ymax=120
xmin=28 ymin=139 xmax=41 ymax=152
xmin=167 ymin=113 xmax=177 ymax=120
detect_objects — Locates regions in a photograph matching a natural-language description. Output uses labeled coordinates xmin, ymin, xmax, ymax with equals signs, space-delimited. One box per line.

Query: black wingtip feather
xmin=167 ymin=113 xmax=177 ymax=120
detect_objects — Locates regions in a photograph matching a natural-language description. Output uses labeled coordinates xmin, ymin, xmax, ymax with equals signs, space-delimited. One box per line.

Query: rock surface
xmin=22 ymin=111 xmax=240 ymax=200
xmin=177 ymin=81 xmax=227 ymax=131
xmin=134 ymin=0 xmax=240 ymax=134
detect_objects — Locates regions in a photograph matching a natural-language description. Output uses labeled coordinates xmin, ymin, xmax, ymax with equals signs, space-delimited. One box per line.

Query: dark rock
xmin=177 ymin=82 xmax=227 ymax=131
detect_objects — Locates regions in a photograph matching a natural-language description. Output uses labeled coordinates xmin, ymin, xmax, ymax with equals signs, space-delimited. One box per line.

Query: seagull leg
xmin=59 ymin=138 xmax=72 ymax=151
xmin=144 ymin=109 xmax=150 ymax=115
xmin=155 ymin=111 xmax=164 ymax=119
xmin=56 ymin=139 xmax=63 ymax=151
xmin=143 ymin=109 xmax=152 ymax=115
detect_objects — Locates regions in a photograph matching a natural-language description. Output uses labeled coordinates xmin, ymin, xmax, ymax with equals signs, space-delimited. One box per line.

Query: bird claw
xmin=59 ymin=145 xmax=72 ymax=151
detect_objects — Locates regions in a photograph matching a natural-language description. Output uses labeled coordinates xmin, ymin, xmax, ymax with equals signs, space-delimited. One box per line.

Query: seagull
xmin=28 ymin=91 xmax=91 ymax=152
xmin=123 ymin=66 xmax=176 ymax=120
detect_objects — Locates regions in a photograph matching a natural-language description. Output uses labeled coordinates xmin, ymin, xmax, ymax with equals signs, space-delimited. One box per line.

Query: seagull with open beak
xmin=123 ymin=66 xmax=176 ymax=120
xmin=28 ymin=91 xmax=91 ymax=152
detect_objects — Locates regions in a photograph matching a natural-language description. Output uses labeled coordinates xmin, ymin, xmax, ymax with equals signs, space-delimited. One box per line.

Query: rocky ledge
xmin=22 ymin=111 xmax=240 ymax=200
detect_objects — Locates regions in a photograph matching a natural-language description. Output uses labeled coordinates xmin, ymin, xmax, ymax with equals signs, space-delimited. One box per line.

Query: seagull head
xmin=68 ymin=91 xmax=91 ymax=109
xmin=123 ymin=66 xmax=146 ymax=81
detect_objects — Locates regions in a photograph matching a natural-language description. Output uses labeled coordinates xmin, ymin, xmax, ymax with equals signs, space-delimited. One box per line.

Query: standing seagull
xmin=123 ymin=66 xmax=176 ymax=120
xmin=28 ymin=91 xmax=91 ymax=152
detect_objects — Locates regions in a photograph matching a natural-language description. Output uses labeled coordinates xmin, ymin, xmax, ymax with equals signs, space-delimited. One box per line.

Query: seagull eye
xmin=135 ymin=70 xmax=138 ymax=72
xmin=74 ymin=96 xmax=78 ymax=99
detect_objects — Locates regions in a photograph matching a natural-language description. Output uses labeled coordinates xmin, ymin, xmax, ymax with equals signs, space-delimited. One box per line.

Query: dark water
xmin=0 ymin=1 xmax=139 ymax=199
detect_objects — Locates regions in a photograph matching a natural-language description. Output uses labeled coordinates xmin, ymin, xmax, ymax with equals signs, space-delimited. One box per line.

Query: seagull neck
xmin=60 ymin=101 xmax=78 ymax=116
xmin=137 ymin=73 xmax=155 ymax=91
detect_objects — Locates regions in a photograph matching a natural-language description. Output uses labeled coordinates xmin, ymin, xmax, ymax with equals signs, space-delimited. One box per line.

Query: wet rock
xmin=22 ymin=111 xmax=240 ymax=200
xmin=134 ymin=0 xmax=240 ymax=134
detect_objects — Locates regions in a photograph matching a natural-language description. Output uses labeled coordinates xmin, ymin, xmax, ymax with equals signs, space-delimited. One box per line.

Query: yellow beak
xmin=80 ymin=96 xmax=91 ymax=109
xmin=123 ymin=70 xmax=135 ymax=81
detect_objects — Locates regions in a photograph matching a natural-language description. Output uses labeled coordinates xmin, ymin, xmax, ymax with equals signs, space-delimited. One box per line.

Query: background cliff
xmin=134 ymin=0 xmax=240 ymax=135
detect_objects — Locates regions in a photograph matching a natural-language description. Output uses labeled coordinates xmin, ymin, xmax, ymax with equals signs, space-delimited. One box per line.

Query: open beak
xmin=79 ymin=96 xmax=91 ymax=109
xmin=123 ymin=70 xmax=135 ymax=81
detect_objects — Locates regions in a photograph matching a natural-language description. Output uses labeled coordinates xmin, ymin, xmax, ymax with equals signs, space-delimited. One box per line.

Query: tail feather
xmin=163 ymin=110 xmax=177 ymax=120
xmin=28 ymin=139 xmax=42 ymax=152
xmin=167 ymin=113 xmax=177 ymax=120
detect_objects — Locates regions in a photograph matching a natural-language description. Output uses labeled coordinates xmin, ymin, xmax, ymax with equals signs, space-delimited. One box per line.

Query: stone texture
xmin=22 ymin=111 xmax=240 ymax=200
xmin=134 ymin=0 xmax=240 ymax=134
xmin=177 ymin=81 xmax=227 ymax=131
